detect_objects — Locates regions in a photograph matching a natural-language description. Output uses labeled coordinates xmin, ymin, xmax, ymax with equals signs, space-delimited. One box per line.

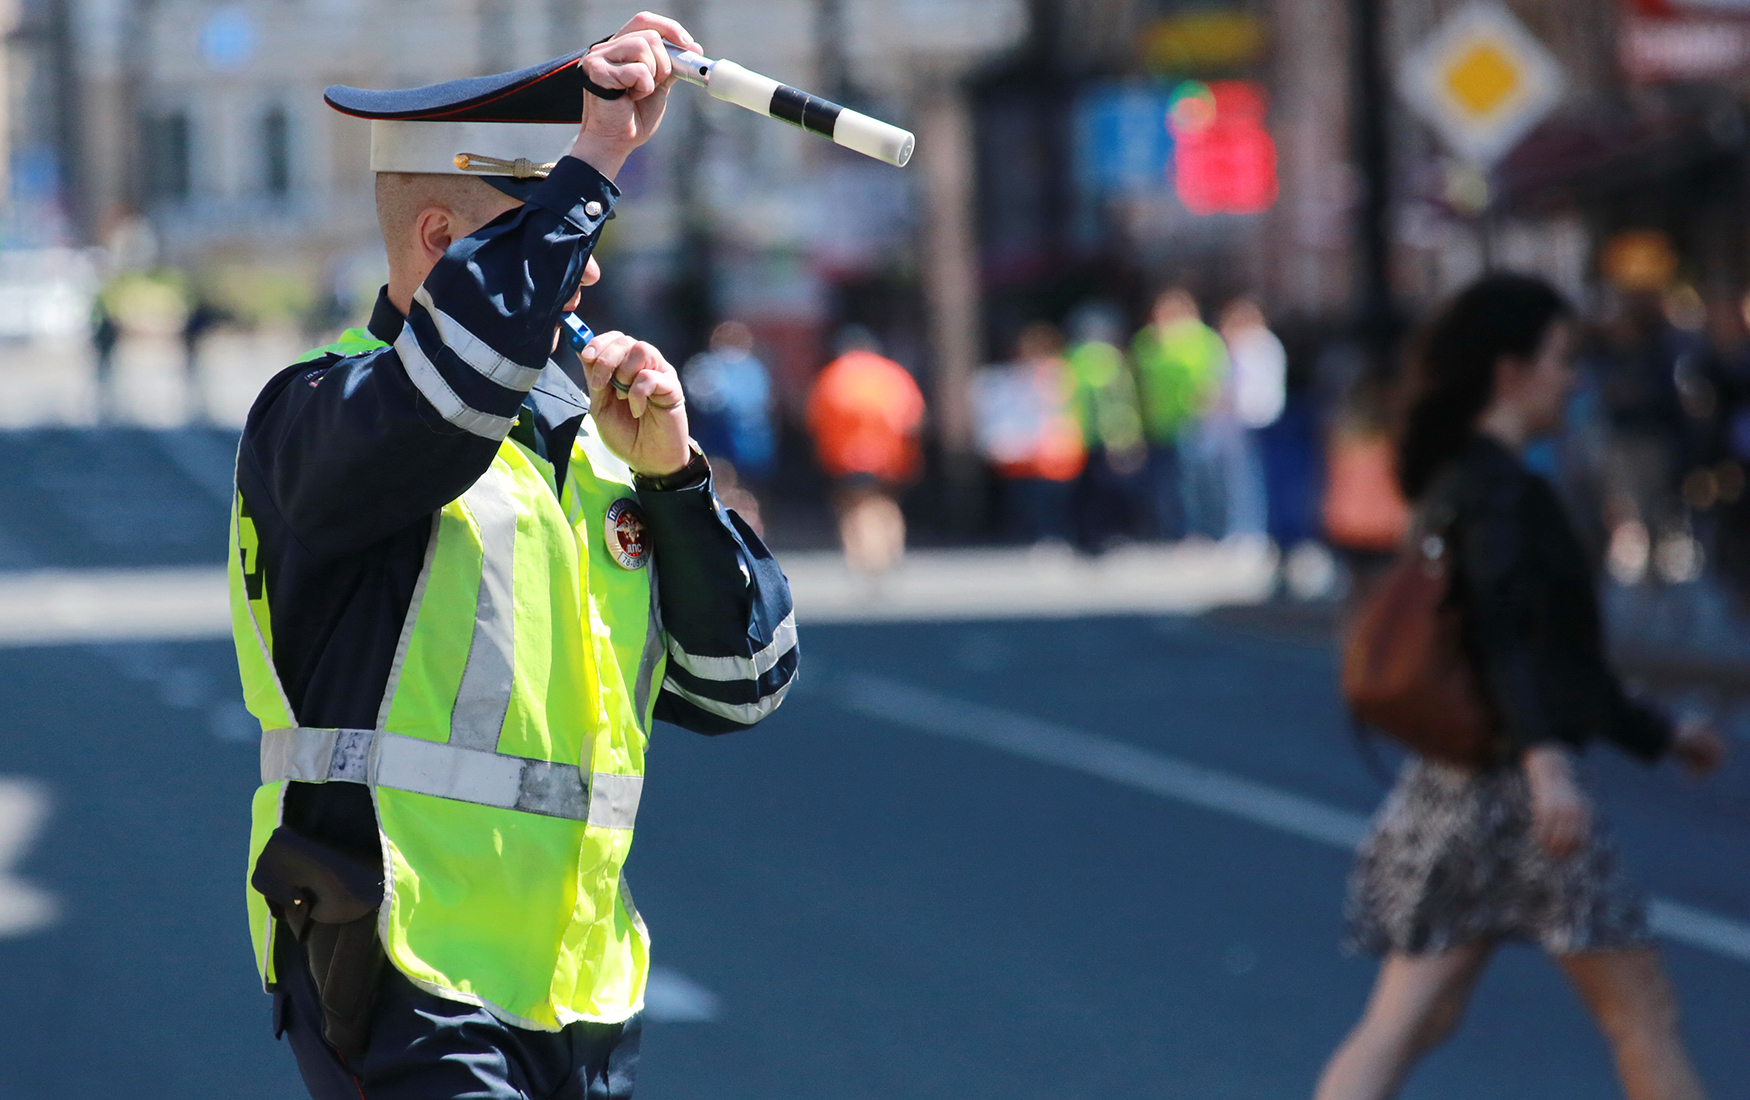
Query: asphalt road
xmin=2 ymin=610 xmax=1747 ymax=1099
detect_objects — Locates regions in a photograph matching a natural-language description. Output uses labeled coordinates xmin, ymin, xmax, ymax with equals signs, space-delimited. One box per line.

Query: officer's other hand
xmin=578 ymin=331 xmax=691 ymax=478
xmin=571 ymin=13 xmax=702 ymax=180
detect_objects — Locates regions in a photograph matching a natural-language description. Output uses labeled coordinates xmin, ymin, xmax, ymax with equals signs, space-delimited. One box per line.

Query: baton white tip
xmin=833 ymin=109 xmax=916 ymax=168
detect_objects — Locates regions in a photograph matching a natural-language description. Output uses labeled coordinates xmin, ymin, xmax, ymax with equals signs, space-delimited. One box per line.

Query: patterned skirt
xmin=1344 ymin=757 xmax=1652 ymax=957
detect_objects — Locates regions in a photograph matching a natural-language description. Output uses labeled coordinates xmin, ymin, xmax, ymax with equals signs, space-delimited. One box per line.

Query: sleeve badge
xmin=604 ymin=498 xmax=651 ymax=570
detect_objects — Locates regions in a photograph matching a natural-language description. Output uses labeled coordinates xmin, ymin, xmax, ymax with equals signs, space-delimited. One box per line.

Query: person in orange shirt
xmin=806 ymin=326 xmax=926 ymax=576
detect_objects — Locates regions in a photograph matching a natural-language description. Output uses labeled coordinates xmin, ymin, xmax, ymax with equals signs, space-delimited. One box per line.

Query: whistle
xmin=561 ymin=314 xmax=594 ymax=353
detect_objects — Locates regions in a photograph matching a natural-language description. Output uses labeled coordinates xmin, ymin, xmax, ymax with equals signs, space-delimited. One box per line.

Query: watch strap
xmin=633 ymin=443 xmax=709 ymax=492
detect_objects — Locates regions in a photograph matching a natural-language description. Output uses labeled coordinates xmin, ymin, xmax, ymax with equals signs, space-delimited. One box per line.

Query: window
xmin=142 ymin=112 xmax=191 ymax=203
xmin=262 ymin=105 xmax=290 ymax=197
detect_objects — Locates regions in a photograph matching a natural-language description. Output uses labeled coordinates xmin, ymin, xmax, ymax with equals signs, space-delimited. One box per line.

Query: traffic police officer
xmin=229 ymin=14 xmax=798 ymax=1098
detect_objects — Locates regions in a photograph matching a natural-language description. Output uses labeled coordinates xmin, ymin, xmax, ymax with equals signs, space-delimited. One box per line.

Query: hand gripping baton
xmin=663 ymin=42 xmax=915 ymax=168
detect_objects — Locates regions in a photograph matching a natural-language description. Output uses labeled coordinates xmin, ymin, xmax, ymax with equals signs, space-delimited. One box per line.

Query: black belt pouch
xmin=252 ymin=826 xmax=387 ymax=1060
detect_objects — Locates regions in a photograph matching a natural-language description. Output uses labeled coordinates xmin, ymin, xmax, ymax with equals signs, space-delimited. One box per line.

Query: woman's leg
xmin=1313 ymin=943 xmax=1494 ymax=1100
xmin=1555 ymin=948 xmax=1706 ymax=1100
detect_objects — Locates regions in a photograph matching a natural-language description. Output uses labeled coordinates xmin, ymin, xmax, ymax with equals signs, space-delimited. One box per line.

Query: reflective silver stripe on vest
xmin=378 ymin=735 xmax=592 ymax=820
xmin=254 ymin=460 xmax=648 ymax=829
xmin=261 ymin=726 xmax=349 ymax=786
xmin=586 ymin=773 xmax=643 ymax=830
xmin=261 ymin=727 xmax=596 ymax=822
xmin=632 ymin=568 xmax=664 ymax=730
xmin=618 ymin=870 xmax=648 ymax=939
xmin=450 ymin=468 xmax=518 ymax=752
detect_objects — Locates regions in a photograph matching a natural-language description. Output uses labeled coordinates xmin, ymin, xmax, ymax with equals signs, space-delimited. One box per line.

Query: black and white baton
xmin=662 ymin=43 xmax=915 ymax=168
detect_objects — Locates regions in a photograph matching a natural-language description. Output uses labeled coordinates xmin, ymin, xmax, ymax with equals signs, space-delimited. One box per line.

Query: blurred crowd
xmin=1562 ymin=285 xmax=1750 ymax=594
xmin=673 ymin=284 xmax=1312 ymax=575
xmin=1455 ymin=277 xmax=1750 ymax=610
xmin=681 ymin=320 xmax=927 ymax=579
xmin=669 ymin=261 xmax=1750 ymax=613
xmin=969 ymin=287 xmax=1293 ymax=557
xmin=72 ymin=238 xmax=1750 ymax=613
xmin=964 ymin=268 xmax=1750 ymax=616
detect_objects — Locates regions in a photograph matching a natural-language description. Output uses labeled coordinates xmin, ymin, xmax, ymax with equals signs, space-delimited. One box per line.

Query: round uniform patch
xmin=604 ymin=498 xmax=650 ymax=570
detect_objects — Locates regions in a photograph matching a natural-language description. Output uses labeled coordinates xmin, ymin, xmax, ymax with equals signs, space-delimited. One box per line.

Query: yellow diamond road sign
xmin=1399 ymin=1 xmax=1565 ymax=168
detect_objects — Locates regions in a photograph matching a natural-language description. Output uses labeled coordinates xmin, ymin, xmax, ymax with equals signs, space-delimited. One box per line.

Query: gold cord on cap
xmin=452 ymin=153 xmax=557 ymax=179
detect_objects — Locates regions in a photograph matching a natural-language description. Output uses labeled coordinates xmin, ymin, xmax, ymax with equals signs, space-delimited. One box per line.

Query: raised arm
xmin=240 ymin=11 xmax=700 ymax=559
xmin=241 ymin=163 xmax=617 ymax=559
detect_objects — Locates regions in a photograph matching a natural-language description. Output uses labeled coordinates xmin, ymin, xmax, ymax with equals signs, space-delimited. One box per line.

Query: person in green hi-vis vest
xmin=1131 ymin=286 xmax=1229 ymax=539
xmin=230 ymin=15 xmax=798 ymax=1099
xmin=1064 ymin=306 xmax=1147 ymax=552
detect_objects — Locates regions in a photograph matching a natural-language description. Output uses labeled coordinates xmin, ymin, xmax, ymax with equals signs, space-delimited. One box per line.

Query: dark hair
xmin=1395 ymin=273 xmax=1571 ymax=498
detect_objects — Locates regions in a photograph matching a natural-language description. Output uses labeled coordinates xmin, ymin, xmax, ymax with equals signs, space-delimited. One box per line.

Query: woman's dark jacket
xmin=1429 ymin=435 xmax=1671 ymax=761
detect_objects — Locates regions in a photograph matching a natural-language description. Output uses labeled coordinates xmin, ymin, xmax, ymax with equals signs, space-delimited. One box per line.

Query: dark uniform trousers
xmin=273 ymin=931 xmax=642 ymax=1100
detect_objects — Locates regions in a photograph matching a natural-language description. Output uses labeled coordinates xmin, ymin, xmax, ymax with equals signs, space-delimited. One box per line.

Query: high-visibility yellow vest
xmin=232 ymin=329 xmax=665 ymax=1030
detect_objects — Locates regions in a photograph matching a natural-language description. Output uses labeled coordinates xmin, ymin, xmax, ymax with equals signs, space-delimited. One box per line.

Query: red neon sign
xmin=1169 ymin=80 xmax=1279 ymax=216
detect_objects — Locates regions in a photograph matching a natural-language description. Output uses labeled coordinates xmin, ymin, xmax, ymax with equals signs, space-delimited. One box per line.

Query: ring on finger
xmin=609 ymin=374 xmax=633 ymax=395
xmin=647 ymin=395 xmax=684 ymax=410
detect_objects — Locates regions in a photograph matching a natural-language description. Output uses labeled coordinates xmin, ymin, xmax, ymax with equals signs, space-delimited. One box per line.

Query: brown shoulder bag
xmin=1340 ymin=515 xmax=1501 ymax=767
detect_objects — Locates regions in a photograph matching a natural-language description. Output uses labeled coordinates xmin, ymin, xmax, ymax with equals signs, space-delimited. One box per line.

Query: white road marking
xmin=1646 ymin=899 xmax=1750 ymax=962
xmin=0 ymin=778 xmax=59 ymax=938
xmin=839 ymin=675 xmax=1369 ymax=850
xmin=785 ymin=544 xmax=1276 ymax=623
xmin=837 ymin=674 xmax=1750 ymax=966
xmin=643 ymin=966 xmax=720 ymax=1023
xmin=0 ymin=567 xmax=229 ymax=647
xmin=0 ymin=545 xmax=1268 ymax=648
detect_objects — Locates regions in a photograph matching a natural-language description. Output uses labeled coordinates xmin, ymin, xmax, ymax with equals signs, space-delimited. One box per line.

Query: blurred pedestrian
xmin=1323 ymin=371 xmax=1410 ymax=594
xmin=1131 ymin=286 xmax=1227 ymax=539
xmin=1704 ymin=291 xmax=1750 ymax=605
xmin=1585 ymin=292 xmax=1699 ymax=583
xmin=182 ymin=298 xmax=224 ymax=424
xmin=1065 ymin=304 xmax=1147 ymax=553
xmin=683 ymin=320 xmax=775 ymax=533
xmin=90 ymin=297 xmax=120 ymax=423
xmin=806 ymin=325 xmax=925 ymax=576
xmin=1260 ymin=319 xmax=1329 ymax=556
xmin=970 ymin=322 xmax=1085 ymax=543
xmin=1217 ymin=295 xmax=1285 ymax=546
xmin=1316 ymin=275 xmax=1727 ymax=1100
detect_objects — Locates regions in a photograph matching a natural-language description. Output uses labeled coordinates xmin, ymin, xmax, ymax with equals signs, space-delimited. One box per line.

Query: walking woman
xmin=1315 ymin=274 xmax=1728 ymax=1100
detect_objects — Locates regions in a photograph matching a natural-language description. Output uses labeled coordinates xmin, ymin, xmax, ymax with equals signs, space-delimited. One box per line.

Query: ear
xmin=414 ymin=206 xmax=456 ymax=267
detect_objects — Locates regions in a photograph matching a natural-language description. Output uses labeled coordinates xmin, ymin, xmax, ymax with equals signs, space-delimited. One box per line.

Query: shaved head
xmin=375 ymin=172 xmax=522 ymax=256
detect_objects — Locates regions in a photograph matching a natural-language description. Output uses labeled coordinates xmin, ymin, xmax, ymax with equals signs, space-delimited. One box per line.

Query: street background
xmin=6 ymin=0 xmax=1750 ymax=1095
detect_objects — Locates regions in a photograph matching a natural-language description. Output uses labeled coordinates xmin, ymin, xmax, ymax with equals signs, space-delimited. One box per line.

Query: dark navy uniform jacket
xmin=237 ymin=157 xmax=798 ymax=858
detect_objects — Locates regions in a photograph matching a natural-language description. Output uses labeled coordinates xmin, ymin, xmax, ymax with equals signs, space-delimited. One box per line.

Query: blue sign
xmin=1075 ymin=83 xmax=1176 ymax=195
xmin=201 ymin=6 xmax=258 ymax=72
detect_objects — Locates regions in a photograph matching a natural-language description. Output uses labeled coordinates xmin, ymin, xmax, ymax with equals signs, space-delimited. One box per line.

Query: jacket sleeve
xmin=1593 ymin=681 xmax=1674 ymax=762
xmin=1573 ymin=580 xmax=1672 ymax=760
xmin=1459 ymin=481 xmax=1561 ymax=755
xmin=639 ymin=474 xmax=797 ymax=734
xmin=241 ymin=158 xmax=619 ymax=559
xmin=1460 ymin=480 xmax=1671 ymax=762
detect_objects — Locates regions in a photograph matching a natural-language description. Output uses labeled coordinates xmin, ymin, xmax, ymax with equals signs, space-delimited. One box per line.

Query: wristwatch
xmin=633 ymin=442 xmax=709 ymax=493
